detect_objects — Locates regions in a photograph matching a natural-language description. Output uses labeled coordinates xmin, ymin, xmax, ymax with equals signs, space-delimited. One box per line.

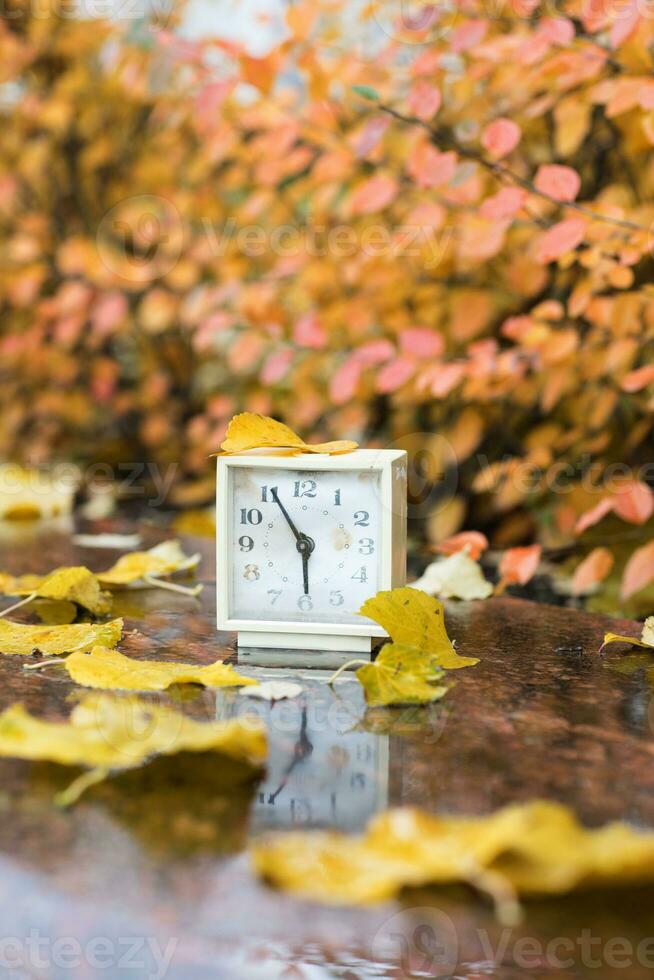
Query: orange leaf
xmin=408 ymin=81 xmax=441 ymax=121
xmin=350 ymin=175 xmax=398 ymax=216
xmin=534 ymin=164 xmax=581 ymax=202
xmin=433 ymin=531 xmax=489 ymax=561
xmin=499 ymin=545 xmax=542 ymax=586
xmin=613 ymin=480 xmax=654 ymax=525
xmin=575 ymin=498 xmax=614 ymax=534
xmin=481 ymin=118 xmax=521 ymax=159
xmin=533 ymin=218 xmax=586 ymax=264
xmin=621 ymin=365 xmax=654 ymax=393
xmin=622 ymin=540 xmax=654 ymax=600
xmin=571 ymin=547 xmax=614 ymax=596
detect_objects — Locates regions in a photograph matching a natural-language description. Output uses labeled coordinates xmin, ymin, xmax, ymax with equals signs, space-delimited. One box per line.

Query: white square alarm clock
xmin=216 ymin=449 xmax=407 ymax=652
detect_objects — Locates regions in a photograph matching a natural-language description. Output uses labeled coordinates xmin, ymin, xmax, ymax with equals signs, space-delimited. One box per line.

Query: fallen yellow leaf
xmin=0 ymin=572 xmax=46 ymax=595
xmin=252 ymin=801 xmax=654 ymax=912
xmin=0 ymin=566 xmax=111 ymax=617
xmin=355 ymin=643 xmax=449 ymax=706
xmin=98 ymin=539 xmax=201 ymax=591
xmin=0 ymin=694 xmax=267 ymax=802
xmin=0 ymin=619 xmax=123 ymax=657
xmin=64 ymin=645 xmax=258 ymax=692
xmin=601 ymin=616 xmax=654 ymax=652
xmin=218 ymin=412 xmax=358 ymax=456
xmin=360 ymin=587 xmax=479 ymax=669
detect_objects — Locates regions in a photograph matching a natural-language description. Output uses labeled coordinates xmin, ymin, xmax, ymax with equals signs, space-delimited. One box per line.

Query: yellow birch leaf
xmin=217 ymin=412 xmax=358 ymax=456
xmin=355 ymin=643 xmax=449 ymax=707
xmin=253 ymin=801 xmax=654 ymax=907
xmin=1 ymin=567 xmax=112 ymax=617
xmin=360 ymin=587 xmax=479 ymax=669
xmin=0 ymin=619 xmax=123 ymax=657
xmin=64 ymin=644 xmax=258 ymax=692
xmin=601 ymin=616 xmax=654 ymax=651
xmin=0 ymin=572 xmax=45 ymax=595
xmin=0 ymin=694 xmax=267 ymax=773
xmin=98 ymin=540 xmax=201 ymax=588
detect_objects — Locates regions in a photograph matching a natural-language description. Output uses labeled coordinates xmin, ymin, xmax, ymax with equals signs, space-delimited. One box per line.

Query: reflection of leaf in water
xmin=29 ymin=753 xmax=258 ymax=858
xmin=359 ymin=703 xmax=448 ymax=739
xmin=604 ymin=653 xmax=653 ymax=678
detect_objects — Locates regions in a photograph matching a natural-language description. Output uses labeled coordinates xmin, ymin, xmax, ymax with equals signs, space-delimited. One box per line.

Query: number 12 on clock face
xmin=216 ymin=450 xmax=407 ymax=651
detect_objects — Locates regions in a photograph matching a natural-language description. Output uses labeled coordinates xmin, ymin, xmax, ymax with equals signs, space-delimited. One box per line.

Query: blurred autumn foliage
xmin=3 ymin=0 xmax=654 ymax=605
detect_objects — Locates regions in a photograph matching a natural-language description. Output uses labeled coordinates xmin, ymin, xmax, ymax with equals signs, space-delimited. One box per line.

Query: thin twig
xmin=377 ymin=103 xmax=649 ymax=234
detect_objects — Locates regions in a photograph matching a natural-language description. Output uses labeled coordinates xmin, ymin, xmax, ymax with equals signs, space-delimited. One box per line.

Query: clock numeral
xmin=293 ymin=479 xmax=317 ymax=498
xmin=351 ymin=566 xmax=367 ymax=583
xmin=334 ymin=489 xmax=341 ymax=506
xmin=358 ymin=537 xmax=375 ymax=555
xmin=261 ymin=485 xmax=277 ymax=503
xmin=238 ymin=535 xmax=254 ymax=552
xmin=298 ymin=594 xmax=313 ymax=611
xmin=240 ymin=507 xmax=263 ymax=525
xmin=329 ymin=590 xmax=344 ymax=606
xmin=267 ymin=589 xmax=282 ymax=605
xmin=353 ymin=510 xmax=370 ymax=527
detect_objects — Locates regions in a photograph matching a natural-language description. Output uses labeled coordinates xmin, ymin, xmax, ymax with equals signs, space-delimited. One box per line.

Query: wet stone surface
xmin=0 ymin=518 xmax=654 ymax=978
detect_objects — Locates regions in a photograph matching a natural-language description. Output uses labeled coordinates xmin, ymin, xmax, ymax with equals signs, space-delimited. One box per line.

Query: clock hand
xmin=270 ymin=487 xmax=301 ymax=541
xmin=270 ymin=488 xmax=314 ymax=594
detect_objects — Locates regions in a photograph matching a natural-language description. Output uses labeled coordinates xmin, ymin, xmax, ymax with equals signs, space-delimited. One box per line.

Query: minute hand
xmin=270 ymin=488 xmax=302 ymax=541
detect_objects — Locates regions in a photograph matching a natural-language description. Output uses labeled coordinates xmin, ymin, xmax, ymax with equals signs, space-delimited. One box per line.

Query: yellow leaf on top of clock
xmin=64 ymin=645 xmax=258 ymax=692
xmin=217 ymin=412 xmax=358 ymax=456
xmin=360 ymin=587 xmax=479 ymax=669
xmin=98 ymin=540 xmax=201 ymax=588
xmin=0 ymin=693 xmax=267 ymax=775
xmin=0 ymin=619 xmax=123 ymax=657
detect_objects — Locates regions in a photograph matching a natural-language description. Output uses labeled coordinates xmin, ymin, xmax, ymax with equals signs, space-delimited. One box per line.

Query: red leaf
xmin=408 ymin=81 xmax=441 ymax=121
xmin=406 ymin=144 xmax=457 ymax=188
xmin=571 ymin=547 xmax=614 ymax=596
xmin=533 ymin=218 xmax=586 ymax=264
xmin=535 ymin=164 xmax=581 ymax=202
xmin=499 ymin=545 xmax=542 ymax=585
xmin=613 ymin=480 xmax=654 ymax=525
xmin=622 ymin=540 xmax=654 ymax=600
xmin=621 ymin=365 xmax=654 ymax=393
xmin=481 ymin=118 xmax=521 ymax=159
xmin=480 ymin=187 xmax=527 ymax=221
xmin=375 ymin=357 xmax=416 ymax=393
xmin=434 ymin=531 xmax=489 ymax=561
xmin=350 ymin=175 xmax=398 ymax=215
xmin=575 ymin=498 xmax=614 ymax=535
xmin=293 ymin=312 xmax=327 ymax=350
xmin=399 ymin=327 xmax=444 ymax=358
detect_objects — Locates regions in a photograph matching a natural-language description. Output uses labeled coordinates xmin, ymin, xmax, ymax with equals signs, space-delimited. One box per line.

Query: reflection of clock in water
xmin=215 ymin=671 xmax=389 ymax=833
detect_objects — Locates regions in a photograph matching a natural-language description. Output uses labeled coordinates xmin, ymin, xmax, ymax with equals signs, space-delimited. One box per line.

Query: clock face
xmin=230 ymin=466 xmax=382 ymax=624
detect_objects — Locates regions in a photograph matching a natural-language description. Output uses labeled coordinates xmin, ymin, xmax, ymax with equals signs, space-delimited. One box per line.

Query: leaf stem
xmin=0 ymin=592 xmax=38 ymax=619
xmin=460 ymin=857 xmax=523 ymax=927
xmin=327 ymin=659 xmax=369 ymax=685
xmin=23 ymin=658 xmax=67 ymax=671
xmin=55 ymin=767 xmax=109 ymax=807
xmin=143 ymin=575 xmax=203 ymax=597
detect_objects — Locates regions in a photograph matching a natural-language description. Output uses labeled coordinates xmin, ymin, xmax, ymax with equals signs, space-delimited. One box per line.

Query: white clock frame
xmin=216 ymin=449 xmax=407 ymax=653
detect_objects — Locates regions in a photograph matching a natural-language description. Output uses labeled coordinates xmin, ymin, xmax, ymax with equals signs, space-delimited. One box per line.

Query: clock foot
xmin=236 ymin=630 xmax=374 ymax=654
xmin=236 ymin=647 xmax=373 ymax=671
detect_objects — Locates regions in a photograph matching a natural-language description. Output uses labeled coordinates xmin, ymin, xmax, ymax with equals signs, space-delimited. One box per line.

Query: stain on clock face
xmin=231 ymin=467 xmax=381 ymax=624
